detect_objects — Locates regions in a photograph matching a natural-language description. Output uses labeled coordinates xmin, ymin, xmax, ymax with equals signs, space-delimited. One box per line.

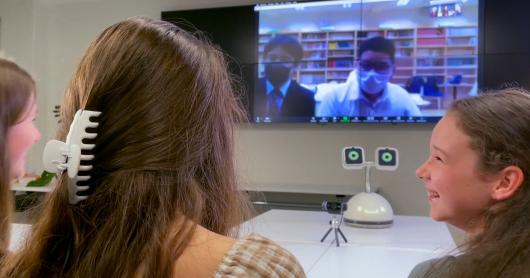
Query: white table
xmin=241 ymin=209 xmax=456 ymax=278
xmin=10 ymin=209 xmax=455 ymax=277
xmin=9 ymin=223 xmax=31 ymax=251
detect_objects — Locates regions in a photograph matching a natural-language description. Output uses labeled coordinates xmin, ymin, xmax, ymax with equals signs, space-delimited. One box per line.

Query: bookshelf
xmin=259 ymin=26 xmax=478 ymax=106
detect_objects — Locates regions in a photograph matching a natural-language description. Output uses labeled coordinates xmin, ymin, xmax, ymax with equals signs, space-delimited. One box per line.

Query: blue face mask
xmin=358 ymin=70 xmax=391 ymax=95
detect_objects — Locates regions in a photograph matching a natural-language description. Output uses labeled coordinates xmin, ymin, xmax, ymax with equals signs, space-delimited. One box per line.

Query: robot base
xmin=343 ymin=192 xmax=394 ymax=229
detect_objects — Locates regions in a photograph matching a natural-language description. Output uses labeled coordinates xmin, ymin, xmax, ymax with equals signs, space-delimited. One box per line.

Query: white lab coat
xmin=316 ymin=70 xmax=422 ymax=117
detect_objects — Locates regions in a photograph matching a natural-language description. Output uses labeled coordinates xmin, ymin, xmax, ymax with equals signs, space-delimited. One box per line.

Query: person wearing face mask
xmin=256 ymin=35 xmax=315 ymax=118
xmin=316 ymin=36 xmax=421 ymax=117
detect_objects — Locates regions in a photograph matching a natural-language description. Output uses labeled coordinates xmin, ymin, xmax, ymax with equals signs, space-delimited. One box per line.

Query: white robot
xmin=341 ymin=146 xmax=399 ymax=228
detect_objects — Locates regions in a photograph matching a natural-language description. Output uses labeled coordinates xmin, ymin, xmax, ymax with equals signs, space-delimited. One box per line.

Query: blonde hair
xmin=2 ymin=17 xmax=251 ymax=277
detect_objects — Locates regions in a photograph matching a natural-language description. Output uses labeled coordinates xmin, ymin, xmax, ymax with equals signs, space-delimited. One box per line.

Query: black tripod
xmin=320 ymin=195 xmax=348 ymax=247
xmin=320 ymin=216 xmax=348 ymax=247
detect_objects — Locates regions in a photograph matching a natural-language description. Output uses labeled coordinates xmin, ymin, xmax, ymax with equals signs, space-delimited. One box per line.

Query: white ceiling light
xmin=396 ymin=0 xmax=410 ymax=6
xmin=255 ymin=0 xmax=395 ymax=11
xmin=429 ymin=0 xmax=458 ymax=5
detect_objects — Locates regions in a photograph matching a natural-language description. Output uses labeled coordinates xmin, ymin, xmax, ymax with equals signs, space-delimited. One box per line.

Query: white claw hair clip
xmin=42 ymin=109 xmax=101 ymax=204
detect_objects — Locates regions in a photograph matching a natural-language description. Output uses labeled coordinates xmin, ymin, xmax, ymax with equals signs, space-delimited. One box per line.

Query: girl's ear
xmin=490 ymin=165 xmax=525 ymax=201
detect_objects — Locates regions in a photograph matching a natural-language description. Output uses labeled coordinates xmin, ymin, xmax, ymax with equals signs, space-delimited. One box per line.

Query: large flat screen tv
xmin=163 ymin=0 xmax=480 ymax=124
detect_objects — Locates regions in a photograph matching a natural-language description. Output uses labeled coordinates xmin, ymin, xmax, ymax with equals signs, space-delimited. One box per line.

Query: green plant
xmin=26 ymin=171 xmax=56 ymax=187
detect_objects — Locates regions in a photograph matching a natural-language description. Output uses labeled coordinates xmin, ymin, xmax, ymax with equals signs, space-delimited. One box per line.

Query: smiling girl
xmin=0 ymin=58 xmax=41 ymax=255
xmin=411 ymin=88 xmax=530 ymax=277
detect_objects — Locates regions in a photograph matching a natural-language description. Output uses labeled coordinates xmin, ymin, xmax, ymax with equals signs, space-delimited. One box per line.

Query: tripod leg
xmin=334 ymin=228 xmax=340 ymax=247
xmin=320 ymin=228 xmax=332 ymax=242
xmin=338 ymin=228 xmax=348 ymax=243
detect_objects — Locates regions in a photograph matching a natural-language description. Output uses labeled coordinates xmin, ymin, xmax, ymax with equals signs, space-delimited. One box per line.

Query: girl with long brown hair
xmin=0 ymin=58 xmax=41 ymax=256
xmin=2 ymin=17 xmax=304 ymax=277
xmin=411 ymin=88 xmax=530 ymax=277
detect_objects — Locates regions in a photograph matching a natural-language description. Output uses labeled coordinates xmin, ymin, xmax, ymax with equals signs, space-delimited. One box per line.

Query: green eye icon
xmin=376 ymin=147 xmax=398 ymax=169
xmin=382 ymin=152 xmax=393 ymax=162
xmin=348 ymin=151 xmax=359 ymax=161
xmin=344 ymin=147 xmax=364 ymax=167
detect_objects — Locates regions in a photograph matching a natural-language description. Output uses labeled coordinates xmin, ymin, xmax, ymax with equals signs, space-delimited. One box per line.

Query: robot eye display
xmin=375 ymin=147 xmax=399 ymax=171
xmin=342 ymin=146 xmax=365 ymax=170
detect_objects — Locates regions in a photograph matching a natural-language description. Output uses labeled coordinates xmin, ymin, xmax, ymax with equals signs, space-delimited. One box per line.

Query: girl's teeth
xmin=428 ymin=191 xmax=440 ymax=198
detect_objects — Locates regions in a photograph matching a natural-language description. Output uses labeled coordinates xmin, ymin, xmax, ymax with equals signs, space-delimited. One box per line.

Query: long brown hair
xmin=433 ymin=88 xmax=530 ymax=277
xmin=0 ymin=58 xmax=35 ymax=256
xmin=2 ymin=17 xmax=251 ymax=277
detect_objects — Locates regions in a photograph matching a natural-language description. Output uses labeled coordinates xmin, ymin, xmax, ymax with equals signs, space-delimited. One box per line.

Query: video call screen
xmin=254 ymin=0 xmax=479 ymax=124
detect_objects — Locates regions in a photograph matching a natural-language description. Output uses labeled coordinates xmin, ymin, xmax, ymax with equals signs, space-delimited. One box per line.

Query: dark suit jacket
xmin=255 ymin=77 xmax=315 ymax=118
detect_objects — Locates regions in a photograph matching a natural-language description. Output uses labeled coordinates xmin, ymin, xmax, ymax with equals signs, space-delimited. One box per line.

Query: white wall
xmin=1 ymin=0 xmax=435 ymax=217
